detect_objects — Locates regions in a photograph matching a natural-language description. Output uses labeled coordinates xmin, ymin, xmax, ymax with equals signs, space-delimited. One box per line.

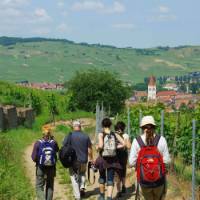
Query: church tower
xmin=148 ymin=76 xmax=156 ymax=100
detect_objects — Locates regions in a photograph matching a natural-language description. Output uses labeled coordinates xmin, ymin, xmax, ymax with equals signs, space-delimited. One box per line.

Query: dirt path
xmin=23 ymin=118 xmax=191 ymax=200
xmin=24 ymin=143 xmax=68 ymax=200
xmin=23 ymin=118 xmax=95 ymax=200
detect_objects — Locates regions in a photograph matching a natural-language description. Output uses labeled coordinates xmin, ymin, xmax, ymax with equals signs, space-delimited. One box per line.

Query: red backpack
xmin=136 ymin=135 xmax=166 ymax=188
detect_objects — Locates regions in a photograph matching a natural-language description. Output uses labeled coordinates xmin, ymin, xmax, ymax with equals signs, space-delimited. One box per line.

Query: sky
xmin=0 ymin=0 xmax=200 ymax=48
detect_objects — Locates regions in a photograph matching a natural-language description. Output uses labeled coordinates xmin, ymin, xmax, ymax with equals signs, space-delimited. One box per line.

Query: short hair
xmin=114 ymin=121 xmax=126 ymax=132
xmin=102 ymin=118 xmax=112 ymax=128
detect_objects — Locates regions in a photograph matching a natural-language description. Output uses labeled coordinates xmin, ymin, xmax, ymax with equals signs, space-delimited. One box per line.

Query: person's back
xmin=69 ymin=131 xmax=91 ymax=163
xmin=63 ymin=120 xmax=93 ymax=200
xmin=129 ymin=116 xmax=170 ymax=200
xmin=31 ymin=125 xmax=59 ymax=200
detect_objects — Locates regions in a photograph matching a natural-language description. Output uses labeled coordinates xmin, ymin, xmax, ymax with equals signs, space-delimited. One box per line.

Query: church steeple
xmin=148 ymin=76 xmax=156 ymax=100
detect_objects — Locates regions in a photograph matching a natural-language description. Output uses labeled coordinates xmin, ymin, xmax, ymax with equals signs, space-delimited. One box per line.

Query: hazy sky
xmin=0 ymin=0 xmax=199 ymax=48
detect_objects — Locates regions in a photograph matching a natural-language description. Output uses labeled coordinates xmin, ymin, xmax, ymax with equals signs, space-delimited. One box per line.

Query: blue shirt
xmin=63 ymin=131 xmax=92 ymax=163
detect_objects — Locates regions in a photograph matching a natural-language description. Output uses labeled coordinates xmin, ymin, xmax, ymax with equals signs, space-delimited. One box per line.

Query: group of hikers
xmin=31 ymin=115 xmax=171 ymax=200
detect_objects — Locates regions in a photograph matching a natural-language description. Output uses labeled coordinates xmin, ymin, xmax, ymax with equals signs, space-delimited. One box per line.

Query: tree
xmin=48 ymin=94 xmax=59 ymax=124
xmin=66 ymin=69 xmax=131 ymax=114
xmin=133 ymin=83 xmax=147 ymax=91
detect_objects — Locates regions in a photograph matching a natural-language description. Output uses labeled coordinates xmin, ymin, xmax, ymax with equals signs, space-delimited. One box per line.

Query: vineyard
xmin=0 ymin=80 xmax=200 ymax=199
xmin=118 ymin=103 xmax=200 ymax=185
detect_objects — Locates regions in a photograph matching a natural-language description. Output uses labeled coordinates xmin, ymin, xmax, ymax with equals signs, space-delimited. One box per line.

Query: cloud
xmin=159 ymin=5 xmax=169 ymax=13
xmin=0 ymin=0 xmax=30 ymax=7
xmin=149 ymin=5 xmax=176 ymax=22
xmin=112 ymin=23 xmax=135 ymax=30
xmin=106 ymin=1 xmax=125 ymax=14
xmin=71 ymin=1 xmax=125 ymax=14
xmin=150 ymin=14 xmax=177 ymax=22
xmin=71 ymin=1 xmax=104 ymax=11
xmin=34 ymin=8 xmax=51 ymax=22
xmin=32 ymin=27 xmax=51 ymax=35
xmin=57 ymin=0 xmax=65 ymax=8
xmin=56 ymin=23 xmax=70 ymax=33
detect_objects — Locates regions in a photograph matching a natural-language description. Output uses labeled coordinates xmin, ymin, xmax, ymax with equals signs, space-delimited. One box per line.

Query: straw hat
xmin=140 ymin=116 xmax=156 ymax=127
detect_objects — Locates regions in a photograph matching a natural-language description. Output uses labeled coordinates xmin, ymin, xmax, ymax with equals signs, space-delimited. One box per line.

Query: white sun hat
xmin=140 ymin=116 xmax=156 ymax=127
xmin=72 ymin=120 xmax=81 ymax=127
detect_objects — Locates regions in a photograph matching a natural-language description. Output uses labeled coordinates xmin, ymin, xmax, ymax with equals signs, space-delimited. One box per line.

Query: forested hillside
xmin=0 ymin=36 xmax=200 ymax=83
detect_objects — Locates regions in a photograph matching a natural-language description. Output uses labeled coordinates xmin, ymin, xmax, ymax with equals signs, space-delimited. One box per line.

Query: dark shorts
xmin=117 ymin=149 xmax=128 ymax=179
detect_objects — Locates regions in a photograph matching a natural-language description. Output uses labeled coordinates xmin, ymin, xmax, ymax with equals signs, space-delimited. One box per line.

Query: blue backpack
xmin=38 ymin=139 xmax=56 ymax=166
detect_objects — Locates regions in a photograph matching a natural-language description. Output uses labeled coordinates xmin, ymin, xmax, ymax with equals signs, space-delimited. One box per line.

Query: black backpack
xmin=59 ymin=133 xmax=76 ymax=168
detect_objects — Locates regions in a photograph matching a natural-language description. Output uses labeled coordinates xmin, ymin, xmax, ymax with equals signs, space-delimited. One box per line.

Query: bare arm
xmin=125 ymin=137 xmax=131 ymax=149
xmin=97 ymin=133 xmax=104 ymax=149
xmin=88 ymin=146 xmax=93 ymax=161
xmin=115 ymin=133 xmax=125 ymax=148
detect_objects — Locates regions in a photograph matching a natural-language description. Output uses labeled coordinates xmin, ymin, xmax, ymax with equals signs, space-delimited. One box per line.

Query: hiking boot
xmin=116 ymin=192 xmax=122 ymax=198
xmin=121 ymin=185 xmax=126 ymax=194
xmin=98 ymin=194 xmax=105 ymax=200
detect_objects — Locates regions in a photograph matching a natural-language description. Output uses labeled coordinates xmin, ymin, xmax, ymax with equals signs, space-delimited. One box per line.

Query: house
xmin=163 ymin=83 xmax=178 ymax=91
xmin=135 ymin=91 xmax=148 ymax=101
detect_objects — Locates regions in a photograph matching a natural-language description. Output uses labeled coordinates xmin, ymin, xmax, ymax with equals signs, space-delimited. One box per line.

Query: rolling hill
xmin=0 ymin=36 xmax=200 ymax=84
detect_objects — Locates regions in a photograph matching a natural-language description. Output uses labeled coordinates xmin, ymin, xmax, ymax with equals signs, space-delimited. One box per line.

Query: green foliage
xmin=0 ymin=129 xmax=40 ymax=200
xmin=66 ymin=69 xmax=131 ymax=114
xmin=0 ymin=37 xmax=200 ymax=84
xmin=120 ymin=103 xmax=200 ymax=168
xmin=56 ymin=124 xmax=69 ymax=133
xmin=133 ymin=82 xmax=147 ymax=91
xmin=0 ymin=81 xmax=70 ymax=118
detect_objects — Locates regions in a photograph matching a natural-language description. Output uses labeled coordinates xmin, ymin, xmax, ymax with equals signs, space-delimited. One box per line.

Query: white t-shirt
xmin=129 ymin=133 xmax=171 ymax=167
xmin=123 ymin=133 xmax=129 ymax=140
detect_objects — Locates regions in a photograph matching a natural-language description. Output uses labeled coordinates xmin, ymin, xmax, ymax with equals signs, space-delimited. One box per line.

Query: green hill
xmin=0 ymin=36 xmax=200 ymax=83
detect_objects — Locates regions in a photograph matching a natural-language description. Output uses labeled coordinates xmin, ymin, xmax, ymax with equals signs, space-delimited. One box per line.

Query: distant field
xmin=0 ymin=37 xmax=200 ymax=83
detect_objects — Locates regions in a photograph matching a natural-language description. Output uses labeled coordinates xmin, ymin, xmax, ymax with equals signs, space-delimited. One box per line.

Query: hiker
xmin=115 ymin=121 xmax=131 ymax=198
xmin=31 ymin=125 xmax=59 ymax=200
xmin=129 ymin=116 xmax=171 ymax=200
xmin=63 ymin=120 xmax=93 ymax=200
xmin=95 ymin=117 xmax=125 ymax=200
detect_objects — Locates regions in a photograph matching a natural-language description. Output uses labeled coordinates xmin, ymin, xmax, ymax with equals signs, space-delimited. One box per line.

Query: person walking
xmin=63 ymin=120 xmax=93 ymax=200
xmin=31 ymin=125 xmax=59 ymax=200
xmin=95 ymin=118 xmax=125 ymax=200
xmin=115 ymin=121 xmax=131 ymax=197
xmin=129 ymin=115 xmax=171 ymax=200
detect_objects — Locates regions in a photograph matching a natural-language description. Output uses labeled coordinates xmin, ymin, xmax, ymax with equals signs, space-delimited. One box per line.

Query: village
xmin=130 ymin=74 xmax=200 ymax=111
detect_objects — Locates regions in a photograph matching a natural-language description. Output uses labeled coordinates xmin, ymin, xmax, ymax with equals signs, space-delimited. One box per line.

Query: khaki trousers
xmin=141 ymin=184 xmax=166 ymax=200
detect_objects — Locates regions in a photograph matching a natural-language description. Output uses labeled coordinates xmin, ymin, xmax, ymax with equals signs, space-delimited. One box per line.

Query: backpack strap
xmin=136 ymin=136 xmax=146 ymax=148
xmin=64 ymin=132 xmax=72 ymax=146
xmin=153 ymin=134 xmax=161 ymax=147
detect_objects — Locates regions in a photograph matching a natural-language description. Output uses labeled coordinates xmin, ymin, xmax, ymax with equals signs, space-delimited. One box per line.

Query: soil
xmin=23 ymin=118 xmax=192 ymax=200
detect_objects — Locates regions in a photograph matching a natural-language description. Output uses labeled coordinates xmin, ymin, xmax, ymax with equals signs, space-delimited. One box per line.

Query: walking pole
xmin=127 ymin=106 xmax=131 ymax=137
xmin=95 ymin=102 xmax=100 ymax=144
xmin=161 ymin=110 xmax=164 ymax=136
xmin=192 ymin=119 xmax=196 ymax=200
xmin=135 ymin=182 xmax=140 ymax=200
xmin=139 ymin=110 xmax=142 ymax=135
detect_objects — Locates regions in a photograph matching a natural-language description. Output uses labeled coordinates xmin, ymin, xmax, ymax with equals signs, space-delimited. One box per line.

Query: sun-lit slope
xmin=0 ymin=38 xmax=199 ymax=83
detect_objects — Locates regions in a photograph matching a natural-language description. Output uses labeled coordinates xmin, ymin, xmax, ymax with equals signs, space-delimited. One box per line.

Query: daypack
xmin=136 ymin=135 xmax=166 ymax=188
xmin=102 ymin=132 xmax=117 ymax=157
xmin=59 ymin=133 xmax=76 ymax=168
xmin=38 ymin=139 xmax=56 ymax=167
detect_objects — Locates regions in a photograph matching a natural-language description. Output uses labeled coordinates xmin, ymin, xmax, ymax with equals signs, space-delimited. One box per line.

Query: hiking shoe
xmin=116 ymin=192 xmax=122 ymax=199
xmin=121 ymin=185 xmax=126 ymax=194
xmin=98 ymin=194 xmax=105 ymax=200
